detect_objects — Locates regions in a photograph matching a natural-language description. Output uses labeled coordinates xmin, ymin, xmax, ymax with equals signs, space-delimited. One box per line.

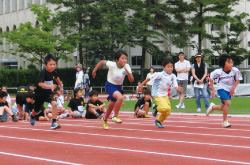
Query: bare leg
xmin=51 ymin=100 xmax=58 ymax=120
xmin=179 ymin=93 xmax=184 ymax=105
xmin=112 ymin=91 xmax=124 ymax=117
xmin=104 ymin=101 xmax=115 ymax=120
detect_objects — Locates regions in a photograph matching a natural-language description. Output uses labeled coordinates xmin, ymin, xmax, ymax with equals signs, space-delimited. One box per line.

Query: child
xmin=92 ymin=49 xmax=134 ymax=129
xmin=30 ymin=54 xmax=63 ymax=129
xmin=136 ymin=81 xmax=143 ymax=99
xmin=61 ymin=88 xmax=85 ymax=119
xmin=140 ymin=59 xmax=182 ymax=128
xmin=1 ymin=86 xmax=12 ymax=116
xmin=25 ymin=91 xmax=52 ymax=121
xmin=0 ymin=91 xmax=18 ymax=122
xmin=85 ymin=90 xmax=106 ymax=119
xmin=206 ymin=54 xmax=242 ymax=128
xmin=47 ymin=88 xmax=65 ymax=115
xmin=132 ymin=90 xmax=152 ymax=118
xmin=16 ymin=85 xmax=30 ymax=120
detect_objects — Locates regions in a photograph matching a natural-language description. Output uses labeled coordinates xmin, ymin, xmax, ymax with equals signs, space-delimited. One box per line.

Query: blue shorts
xmin=217 ymin=89 xmax=231 ymax=104
xmin=105 ymin=81 xmax=122 ymax=102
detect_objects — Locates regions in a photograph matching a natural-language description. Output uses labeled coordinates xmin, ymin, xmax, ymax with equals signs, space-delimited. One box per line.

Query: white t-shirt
xmin=74 ymin=70 xmax=84 ymax=88
xmin=150 ymin=71 xmax=178 ymax=97
xmin=106 ymin=61 xmax=132 ymax=85
xmin=210 ymin=67 xmax=243 ymax=92
xmin=175 ymin=60 xmax=191 ymax=80
xmin=146 ymin=73 xmax=154 ymax=85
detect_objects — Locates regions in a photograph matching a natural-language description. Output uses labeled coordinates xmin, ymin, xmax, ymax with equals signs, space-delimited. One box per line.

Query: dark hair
xmin=74 ymin=88 xmax=82 ymax=97
xmin=1 ymin=85 xmax=7 ymax=91
xmin=44 ymin=54 xmax=56 ymax=64
xmin=28 ymin=84 xmax=34 ymax=88
xmin=162 ymin=58 xmax=173 ymax=67
xmin=149 ymin=67 xmax=154 ymax=70
xmin=25 ymin=91 xmax=35 ymax=99
xmin=115 ymin=49 xmax=128 ymax=61
xmin=144 ymin=90 xmax=151 ymax=96
xmin=193 ymin=53 xmax=203 ymax=64
xmin=219 ymin=53 xmax=232 ymax=68
xmin=0 ymin=91 xmax=7 ymax=98
xmin=178 ymin=52 xmax=184 ymax=56
xmin=89 ymin=90 xmax=99 ymax=97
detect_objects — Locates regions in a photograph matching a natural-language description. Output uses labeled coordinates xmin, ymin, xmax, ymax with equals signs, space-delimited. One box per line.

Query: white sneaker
xmin=175 ymin=104 xmax=181 ymax=109
xmin=222 ymin=120 xmax=231 ymax=128
xmin=206 ymin=103 xmax=215 ymax=116
xmin=197 ymin=108 xmax=201 ymax=112
xmin=180 ymin=104 xmax=185 ymax=109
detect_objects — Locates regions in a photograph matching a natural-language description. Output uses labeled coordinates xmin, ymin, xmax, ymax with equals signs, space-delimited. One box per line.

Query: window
xmin=211 ymin=24 xmax=220 ymax=31
xmin=34 ymin=0 xmax=40 ymax=5
xmin=5 ymin=0 xmax=10 ymax=13
xmin=0 ymin=0 xmax=3 ymax=14
xmin=12 ymin=0 xmax=17 ymax=12
xmin=152 ymin=58 xmax=161 ymax=66
xmin=211 ymin=56 xmax=219 ymax=65
xmin=248 ymin=25 xmax=250 ymax=31
xmin=132 ymin=56 xmax=142 ymax=66
xmin=19 ymin=0 xmax=25 ymax=10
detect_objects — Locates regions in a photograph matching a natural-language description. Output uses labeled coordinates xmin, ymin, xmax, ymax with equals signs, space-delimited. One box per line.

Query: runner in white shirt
xmin=174 ymin=52 xmax=190 ymax=109
xmin=206 ymin=54 xmax=243 ymax=128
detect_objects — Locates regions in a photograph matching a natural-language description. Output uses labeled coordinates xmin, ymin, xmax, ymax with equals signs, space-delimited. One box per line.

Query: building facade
xmin=1 ymin=0 xmax=250 ymax=81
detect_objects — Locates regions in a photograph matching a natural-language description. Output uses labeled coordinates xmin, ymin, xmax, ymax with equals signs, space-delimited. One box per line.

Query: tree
xmin=187 ymin=0 xmax=239 ymax=53
xmin=0 ymin=4 xmax=74 ymax=69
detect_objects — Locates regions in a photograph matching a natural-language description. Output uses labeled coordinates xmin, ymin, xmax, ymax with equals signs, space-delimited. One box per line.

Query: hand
xmin=210 ymin=90 xmax=215 ymax=99
xmin=177 ymin=86 xmax=183 ymax=92
xmin=45 ymin=116 xmax=49 ymax=121
xmin=50 ymin=84 xmax=57 ymax=91
xmin=229 ymin=88 xmax=235 ymax=96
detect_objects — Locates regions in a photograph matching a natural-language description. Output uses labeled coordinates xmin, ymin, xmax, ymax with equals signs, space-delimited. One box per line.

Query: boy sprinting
xmin=85 ymin=90 xmax=106 ymax=119
xmin=0 ymin=91 xmax=18 ymax=122
xmin=132 ymin=90 xmax=152 ymax=118
xmin=206 ymin=54 xmax=242 ymax=128
xmin=92 ymin=49 xmax=134 ymax=129
xmin=141 ymin=59 xmax=182 ymax=128
xmin=30 ymin=54 xmax=63 ymax=129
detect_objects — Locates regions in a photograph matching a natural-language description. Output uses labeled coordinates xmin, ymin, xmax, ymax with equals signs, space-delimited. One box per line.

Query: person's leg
xmin=17 ymin=104 xmax=24 ymax=120
xmin=143 ymin=102 xmax=149 ymax=115
xmin=154 ymin=96 xmax=171 ymax=128
xmin=104 ymin=101 xmax=115 ymax=120
xmin=3 ymin=106 xmax=18 ymax=122
xmin=194 ymin=87 xmax=201 ymax=109
xmin=222 ymin=100 xmax=231 ymax=122
xmin=201 ymin=86 xmax=210 ymax=109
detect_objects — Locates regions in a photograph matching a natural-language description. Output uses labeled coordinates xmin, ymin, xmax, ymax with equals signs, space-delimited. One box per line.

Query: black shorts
xmin=85 ymin=109 xmax=102 ymax=119
xmin=34 ymin=107 xmax=45 ymax=121
xmin=16 ymin=93 xmax=26 ymax=106
xmin=34 ymin=92 xmax=54 ymax=113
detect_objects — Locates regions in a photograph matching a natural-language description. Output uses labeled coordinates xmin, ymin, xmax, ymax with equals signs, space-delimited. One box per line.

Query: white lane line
xmin=0 ymin=151 xmax=84 ymax=165
xmin=1 ymin=126 xmax=250 ymax=149
xmin=0 ymin=135 xmax=250 ymax=165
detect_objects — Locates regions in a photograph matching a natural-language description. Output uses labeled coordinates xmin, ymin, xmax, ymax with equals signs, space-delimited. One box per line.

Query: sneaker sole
xmin=51 ymin=125 xmax=61 ymax=130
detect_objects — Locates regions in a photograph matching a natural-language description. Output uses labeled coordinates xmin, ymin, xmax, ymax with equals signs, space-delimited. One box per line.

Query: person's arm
xmin=191 ymin=68 xmax=201 ymax=83
xmin=38 ymin=82 xmax=57 ymax=91
xmin=141 ymin=78 xmax=150 ymax=87
xmin=229 ymin=80 xmax=240 ymax=96
xmin=200 ymin=68 xmax=207 ymax=83
xmin=124 ymin=67 xmax=134 ymax=82
xmin=92 ymin=60 xmax=106 ymax=78
xmin=97 ymin=102 xmax=106 ymax=110
xmin=209 ymin=79 xmax=215 ymax=99
xmin=132 ymin=107 xmax=140 ymax=118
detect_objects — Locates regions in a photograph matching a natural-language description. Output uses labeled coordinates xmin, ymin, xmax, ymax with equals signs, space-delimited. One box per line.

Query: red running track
xmin=1 ymin=112 xmax=250 ymax=165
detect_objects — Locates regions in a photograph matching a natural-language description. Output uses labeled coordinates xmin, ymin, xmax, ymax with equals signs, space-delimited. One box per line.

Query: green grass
xmin=48 ymin=97 xmax=250 ymax=115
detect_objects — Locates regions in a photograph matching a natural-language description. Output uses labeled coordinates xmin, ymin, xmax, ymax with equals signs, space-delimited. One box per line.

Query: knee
xmin=117 ymin=95 xmax=124 ymax=102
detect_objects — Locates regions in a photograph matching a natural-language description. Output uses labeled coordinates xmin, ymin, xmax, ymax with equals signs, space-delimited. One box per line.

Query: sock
xmin=52 ymin=119 xmax=56 ymax=123
xmin=12 ymin=115 xmax=15 ymax=118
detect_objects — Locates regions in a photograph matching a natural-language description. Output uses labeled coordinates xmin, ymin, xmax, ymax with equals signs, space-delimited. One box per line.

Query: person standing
xmin=146 ymin=67 xmax=155 ymax=92
xmin=83 ymin=67 xmax=90 ymax=103
xmin=174 ymin=52 xmax=190 ymax=109
xmin=191 ymin=53 xmax=210 ymax=112
xmin=74 ymin=64 xmax=84 ymax=89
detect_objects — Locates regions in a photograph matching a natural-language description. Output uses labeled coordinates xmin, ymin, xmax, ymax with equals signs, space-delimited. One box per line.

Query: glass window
xmin=152 ymin=58 xmax=161 ymax=66
xmin=132 ymin=56 xmax=142 ymax=66
xmin=211 ymin=56 xmax=219 ymax=65
xmin=211 ymin=24 xmax=220 ymax=31
xmin=12 ymin=0 xmax=17 ymax=12
xmin=19 ymin=0 xmax=25 ymax=10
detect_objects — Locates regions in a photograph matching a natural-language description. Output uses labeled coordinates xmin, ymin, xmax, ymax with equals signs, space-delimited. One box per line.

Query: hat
xmin=75 ymin=64 xmax=82 ymax=69
xmin=195 ymin=54 xmax=202 ymax=58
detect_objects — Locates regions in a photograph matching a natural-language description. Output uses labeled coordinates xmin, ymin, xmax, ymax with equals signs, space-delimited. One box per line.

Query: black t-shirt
xmin=134 ymin=97 xmax=151 ymax=111
xmin=68 ymin=97 xmax=84 ymax=112
xmin=35 ymin=69 xmax=58 ymax=95
xmin=85 ymin=99 xmax=104 ymax=119
xmin=25 ymin=102 xmax=45 ymax=113
xmin=0 ymin=101 xmax=8 ymax=107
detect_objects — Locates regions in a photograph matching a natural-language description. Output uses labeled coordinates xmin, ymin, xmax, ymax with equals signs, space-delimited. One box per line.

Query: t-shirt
xmin=0 ymin=101 xmax=8 ymax=107
xmin=68 ymin=97 xmax=84 ymax=112
xmin=175 ymin=60 xmax=191 ymax=80
xmin=85 ymin=99 xmax=104 ymax=119
xmin=134 ymin=97 xmax=152 ymax=111
xmin=150 ymin=71 xmax=178 ymax=97
xmin=210 ymin=67 xmax=243 ymax=92
xmin=25 ymin=102 xmax=45 ymax=113
xmin=106 ymin=61 xmax=132 ymax=85
xmin=35 ymin=69 xmax=58 ymax=95
xmin=146 ymin=73 xmax=154 ymax=85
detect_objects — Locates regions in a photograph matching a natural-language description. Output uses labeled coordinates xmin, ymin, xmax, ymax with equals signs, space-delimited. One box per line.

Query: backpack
xmin=17 ymin=86 xmax=29 ymax=95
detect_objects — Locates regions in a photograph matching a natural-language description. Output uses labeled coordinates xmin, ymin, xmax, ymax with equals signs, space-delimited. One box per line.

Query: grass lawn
xmin=62 ymin=96 xmax=250 ymax=115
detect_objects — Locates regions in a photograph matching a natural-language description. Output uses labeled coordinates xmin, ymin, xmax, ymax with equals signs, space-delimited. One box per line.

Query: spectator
xmin=85 ymin=90 xmax=106 ymax=119
xmin=0 ymin=91 xmax=18 ymax=122
xmin=191 ymin=53 xmax=210 ymax=112
xmin=146 ymin=67 xmax=155 ymax=92
xmin=132 ymin=90 xmax=152 ymax=118
xmin=74 ymin=64 xmax=84 ymax=89
xmin=175 ymin=52 xmax=191 ymax=109
xmin=83 ymin=67 xmax=91 ymax=103
xmin=136 ymin=81 xmax=143 ymax=99
xmin=1 ymin=85 xmax=12 ymax=115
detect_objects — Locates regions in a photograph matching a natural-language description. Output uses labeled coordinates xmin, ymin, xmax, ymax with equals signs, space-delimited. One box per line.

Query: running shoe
xmin=51 ymin=122 xmax=61 ymax=130
xmin=155 ymin=120 xmax=164 ymax=128
xmin=102 ymin=118 xmax=109 ymax=130
xmin=206 ymin=103 xmax=215 ymax=116
xmin=222 ymin=120 xmax=231 ymax=128
xmin=29 ymin=112 xmax=35 ymax=126
xmin=112 ymin=116 xmax=122 ymax=123
xmin=152 ymin=104 xmax=158 ymax=117
xmin=12 ymin=116 xmax=18 ymax=122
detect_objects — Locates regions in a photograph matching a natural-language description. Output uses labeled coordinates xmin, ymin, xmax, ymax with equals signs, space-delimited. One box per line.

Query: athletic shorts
xmin=105 ymin=81 xmax=122 ymax=102
xmin=16 ymin=93 xmax=26 ymax=106
xmin=177 ymin=80 xmax=188 ymax=94
xmin=217 ymin=89 xmax=231 ymax=104
xmin=34 ymin=92 xmax=54 ymax=113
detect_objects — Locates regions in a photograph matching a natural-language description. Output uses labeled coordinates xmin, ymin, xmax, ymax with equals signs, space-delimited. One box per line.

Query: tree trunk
xmin=140 ymin=37 xmax=147 ymax=81
xmin=78 ymin=20 xmax=83 ymax=66
xmin=198 ymin=3 xmax=203 ymax=54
